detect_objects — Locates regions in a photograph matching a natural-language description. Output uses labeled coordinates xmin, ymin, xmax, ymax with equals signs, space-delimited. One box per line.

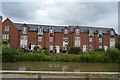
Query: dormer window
xmin=75 ymin=29 xmax=80 ymax=35
xmin=98 ymin=29 xmax=103 ymax=37
xmin=5 ymin=26 xmax=9 ymax=31
xmin=89 ymin=28 xmax=93 ymax=33
xmin=38 ymin=27 xmax=43 ymax=35
xmin=49 ymin=27 xmax=54 ymax=35
xmin=22 ymin=27 xmax=27 ymax=34
xmin=64 ymin=29 xmax=68 ymax=34
xmin=110 ymin=31 xmax=114 ymax=37
xmin=89 ymin=28 xmax=94 ymax=36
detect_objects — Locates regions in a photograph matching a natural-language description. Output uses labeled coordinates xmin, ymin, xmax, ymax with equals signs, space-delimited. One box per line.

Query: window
xmin=89 ymin=28 xmax=93 ymax=33
xmin=49 ymin=37 xmax=53 ymax=42
xmin=98 ymin=29 xmax=103 ymax=37
xmin=75 ymin=37 xmax=80 ymax=41
xmin=5 ymin=26 xmax=9 ymax=31
xmin=49 ymin=45 xmax=53 ymax=50
xmin=89 ymin=37 xmax=92 ymax=42
xmin=22 ymin=27 xmax=27 ymax=34
xmin=49 ymin=27 xmax=54 ymax=33
xmin=75 ymin=29 xmax=80 ymax=35
xmin=99 ymin=38 xmax=102 ymax=42
xmin=64 ymin=29 xmax=68 ymax=34
xmin=63 ymin=37 xmax=69 ymax=42
xmin=38 ymin=37 xmax=42 ymax=42
xmin=2 ymin=34 xmax=9 ymax=39
xmin=38 ymin=27 xmax=43 ymax=35
xmin=110 ymin=31 xmax=114 ymax=37
xmin=21 ymin=36 xmax=28 ymax=40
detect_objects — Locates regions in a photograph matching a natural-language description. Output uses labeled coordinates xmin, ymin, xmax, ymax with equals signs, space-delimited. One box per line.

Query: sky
xmin=0 ymin=0 xmax=119 ymax=34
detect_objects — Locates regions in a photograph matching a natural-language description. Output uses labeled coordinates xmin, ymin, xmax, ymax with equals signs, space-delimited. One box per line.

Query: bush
xmin=105 ymin=48 xmax=120 ymax=63
xmin=42 ymin=47 xmax=49 ymax=55
xmin=2 ymin=47 xmax=21 ymax=62
xmin=115 ymin=42 xmax=120 ymax=51
xmin=2 ymin=39 xmax=8 ymax=45
xmin=68 ymin=47 xmax=82 ymax=54
xmin=33 ymin=46 xmax=40 ymax=52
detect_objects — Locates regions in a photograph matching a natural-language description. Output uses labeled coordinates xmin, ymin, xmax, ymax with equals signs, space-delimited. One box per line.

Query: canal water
xmin=2 ymin=61 xmax=120 ymax=72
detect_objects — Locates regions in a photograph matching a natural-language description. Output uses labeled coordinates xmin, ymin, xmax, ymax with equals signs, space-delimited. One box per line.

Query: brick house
xmin=2 ymin=18 xmax=119 ymax=53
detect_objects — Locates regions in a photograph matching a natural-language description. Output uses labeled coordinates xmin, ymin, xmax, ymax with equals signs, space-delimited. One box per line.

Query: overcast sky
xmin=1 ymin=1 xmax=119 ymax=33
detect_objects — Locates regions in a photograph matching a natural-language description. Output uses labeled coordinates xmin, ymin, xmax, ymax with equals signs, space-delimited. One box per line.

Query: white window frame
xmin=38 ymin=37 xmax=42 ymax=42
xmin=99 ymin=46 xmax=103 ymax=49
xmin=21 ymin=36 xmax=28 ymax=40
xmin=2 ymin=34 xmax=9 ymax=39
xmin=22 ymin=27 xmax=27 ymax=34
xmin=89 ymin=28 xmax=93 ymax=33
xmin=110 ymin=31 xmax=114 ymax=35
xmin=38 ymin=27 xmax=43 ymax=35
xmin=99 ymin=38 xmax=102 ymax=43
xmin=49 ymin=37 xmax=53 ymax=42
xmin=89 ymin=37 xmax=92 ymax=42
xmin=5 ymin=26 xmax=9 ymax=31
xmin=64 ymin=29 xmax=68 ymax=34
xmin=49 ymin=27 xmax=54 ymax=33
xmin=75 ymin=29 xmax=80 ymax=35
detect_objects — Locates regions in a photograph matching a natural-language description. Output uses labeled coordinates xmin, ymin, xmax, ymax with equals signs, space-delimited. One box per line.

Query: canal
xmin=2 ymin=61 xmax=120 ymax=72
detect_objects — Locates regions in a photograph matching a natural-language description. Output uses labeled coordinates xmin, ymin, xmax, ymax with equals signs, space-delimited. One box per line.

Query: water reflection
xmin=2 ymin=61 xmax=120 ymax=72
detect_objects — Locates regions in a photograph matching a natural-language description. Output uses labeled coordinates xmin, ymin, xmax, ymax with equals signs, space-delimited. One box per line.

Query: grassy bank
xmin=2 ymin=47 xmax=120 ymax=63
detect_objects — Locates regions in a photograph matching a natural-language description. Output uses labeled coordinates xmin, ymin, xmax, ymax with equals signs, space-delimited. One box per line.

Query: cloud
xmin=1 ymin=2 xmax=118 ymax=32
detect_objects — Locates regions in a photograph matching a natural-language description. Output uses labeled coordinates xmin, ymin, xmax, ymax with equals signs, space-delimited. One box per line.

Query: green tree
xmin=115 ymin=41 xmax=120 ymax=51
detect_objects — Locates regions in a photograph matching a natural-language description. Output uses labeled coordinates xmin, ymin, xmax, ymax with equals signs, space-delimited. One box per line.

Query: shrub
xmin=115 ymin=42 xmax=120 ymax=51
xmin=42 ymin=47 xmax=49 ymax=55
xmin=105 ymin=48 xmax=120 ymax=63
xmin=2 ymin=47 xmax=21 ymax=62
xmin=2 ymin=39 xmax=8 ymax=45
xmin=68 ymin=47 xmax=82 ymax=54
xmin=33 ymin=46 xmax=40 ymax=52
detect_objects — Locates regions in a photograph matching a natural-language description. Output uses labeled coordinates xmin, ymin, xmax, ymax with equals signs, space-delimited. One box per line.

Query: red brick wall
xmin=2 ymin=18 xmax=20 ymax=48
xmin=2 ymin=18 xmax=119 ymax=51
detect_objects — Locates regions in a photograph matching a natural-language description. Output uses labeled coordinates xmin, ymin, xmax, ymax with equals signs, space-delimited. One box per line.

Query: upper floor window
xmin=98 ymin=29 xmax=103 ymax=37
xmin=2 ymin=34 xmax=9 ymax=39
xmin=21 ymin=36 xmax=28 ymax=40
xmin=75 ymin=37 xmax=80 ymax=41
xmin=22 ymin=27 xmax=27 ymax=34
xmin=49 ymin=37 xmax=53 ymax=42
xmin=38 ymin=37 xmax=42 ymax=42
xmin=5 ymin=26 xmax=9 ymax=31
xmin=38 ymin=27 xmax=43 ymax=35
xmin=89 ymin=37 xmax=92 ymax=42
xmin=64 ymin=29 xmax=68 ymax=34
xmin=98 ymin=38 xmax=102 ymax=42
xmin=110 ymin=31 xmax=114 ymax=37
xmin=89 ymin=28 xmax=94 ymax=36
xmin=75 ymin=29 xmax=80 ymax=35
xmin=89 ymin=28 xmax=93 ymax=33
xmin=49 ymin=27 xmax=54 ymax=33
xmin=63 ymin=37 xmax=69 ymax=43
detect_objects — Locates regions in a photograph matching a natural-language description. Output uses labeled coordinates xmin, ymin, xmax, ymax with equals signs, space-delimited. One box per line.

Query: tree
xmin=115 ymin=41 xmax=120 ymax=51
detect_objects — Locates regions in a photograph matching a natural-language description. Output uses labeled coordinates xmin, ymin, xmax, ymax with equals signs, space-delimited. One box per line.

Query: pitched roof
xmin=13 ymin=23 xmax=115 ymax=34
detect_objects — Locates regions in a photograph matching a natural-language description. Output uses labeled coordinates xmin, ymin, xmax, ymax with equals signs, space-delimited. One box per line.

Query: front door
xmin=83 ymin=45 xmax=88 ymax=52
xmin=55 ymin=46 xmax=60 ymax=53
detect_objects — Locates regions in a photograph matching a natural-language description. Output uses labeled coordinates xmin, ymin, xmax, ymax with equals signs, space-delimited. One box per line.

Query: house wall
xmin=2 ymin=18 xmax=119 ymax=52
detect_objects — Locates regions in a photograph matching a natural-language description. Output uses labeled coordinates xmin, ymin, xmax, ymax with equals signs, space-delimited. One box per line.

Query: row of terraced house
xmin=1 ymin=18 xmax=119 ymax=53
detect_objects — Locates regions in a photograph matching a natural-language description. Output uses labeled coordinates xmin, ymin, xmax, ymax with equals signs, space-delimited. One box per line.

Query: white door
xmin=55 ymin=46 xmax=60 ymax=53
xmin=75 ymin=37 xmax=80 ymax=47
xmin=110 ymin=38 xmax=115 ymax=48
xmin=83 ymin=45 xmax=87 ymax=52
